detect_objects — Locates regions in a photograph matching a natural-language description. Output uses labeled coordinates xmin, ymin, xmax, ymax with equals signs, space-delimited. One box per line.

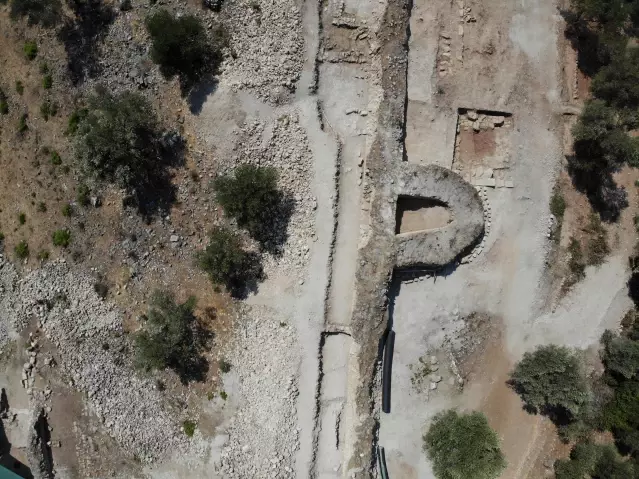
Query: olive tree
xmin=424 ymin=410 xmax=506 ymax=479
xmin=508 ymin=345 xmax=590 ymax=422
xmin=135 ymin=291 xmax=207 ymax=382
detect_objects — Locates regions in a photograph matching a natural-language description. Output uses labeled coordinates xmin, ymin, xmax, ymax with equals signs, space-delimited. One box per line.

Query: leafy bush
xmin=182 ymin=419 xmax=196 ymax=437
xmin=601 ymin=330 xmax=639 ymax=381
xmin=218 ymin=359 xmax=231 ymax=373
xmin=134 ymin=290 xmax=208 ymax=382
xmin=423 ymin=410 xmax=506 ymax=479
xmin=18 ymin=213 xmax=26 ymax=225
xmin=550 ymin=190 xmax=566 ymax=220
xmin=14 ymin=240 xmax=28 ymax=259
xmin=0 ymin=89 xmax=8 ymax=115
xmin=584 ymin=213 xmax=610 ymax=265
xmin=52 ymin=229 xmax=71 ymax=247
xmin=15 ymin=81 xmax=23 ymax=95
xmin=50 ymin=151 xmax=61 ymax=166
xmin=23 ymin=41 xmax=37 ymax=60
xmin=40 ymin=99 xmax=58 ymax=121
xmin=10 ymin=0 xmax=62 ymax=27
xmin=197 ymin=226 xmax=262 ymax=296
xmin=75 ymin=90 xmax=160 ymax=189
xmin=76 ymin=184 xmax=90 ymax=206
xmin=145 ymin=9 xmax=224 ymax=91
xmin=66 ymin=108 xmax=87 ymax=135
xmin=37 ymin=250 xmax=49 ymax=261
xmin=567 ymin=238 xmax=586 ymax=283
xmin=42 ymin=74 xmax=52 ymax=89
xmin=554 ymin=442 xmax=636 ymax=479
xmin=17 ymin=114 xmax=28 ymax=134
xmin=591 ymin=48 xmax=639 ymax=124
xmin=214 ymin=165 xmax=282 ymax=241
xmin=37 ymin=202 xmax=47 ymax=212
xmin=61 ymin=204 xmax=72 ymax=217
xmin=508 ymin=345 xmax=590 ymax=422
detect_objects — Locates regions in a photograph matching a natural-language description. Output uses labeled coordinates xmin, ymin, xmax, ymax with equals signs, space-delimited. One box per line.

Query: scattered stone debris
xmin=214 ymin=306 xmax=299 ymax=478
xmin=0 ymin=258 xmax=190 ymax=463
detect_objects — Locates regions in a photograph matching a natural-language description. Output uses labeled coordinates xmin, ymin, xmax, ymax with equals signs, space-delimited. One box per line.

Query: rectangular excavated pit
xmin=395 ymin=196 xmax=452 ymax=234
xmin=453 ymin=108 xmax=514 ymax=188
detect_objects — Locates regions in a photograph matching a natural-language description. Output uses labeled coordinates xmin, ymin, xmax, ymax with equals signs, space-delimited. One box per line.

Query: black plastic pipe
xmin=378 ymin=445 xmax=389 ymax=479
xmin=382 ymin=330 xmax=395 ymax=413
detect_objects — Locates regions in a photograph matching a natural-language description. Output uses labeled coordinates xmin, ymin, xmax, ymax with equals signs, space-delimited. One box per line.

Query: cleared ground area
xmin=377 ymin=0 xmax=602 ymax=477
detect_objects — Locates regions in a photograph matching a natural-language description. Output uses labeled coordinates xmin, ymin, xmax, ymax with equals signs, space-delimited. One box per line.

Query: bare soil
xmin=395 ymin=197 xmax=452 ymax=234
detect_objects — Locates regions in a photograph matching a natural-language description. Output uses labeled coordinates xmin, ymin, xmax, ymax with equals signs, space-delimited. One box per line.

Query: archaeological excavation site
xmin=1 ymin=0 xmax=639 ymax=477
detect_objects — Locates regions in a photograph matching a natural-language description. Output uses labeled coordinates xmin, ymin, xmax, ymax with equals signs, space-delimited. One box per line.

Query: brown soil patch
xmin=459 ymin=317 xmax=570 ymax=479
xmin=458 ymin=129 xmax=497 ymax=160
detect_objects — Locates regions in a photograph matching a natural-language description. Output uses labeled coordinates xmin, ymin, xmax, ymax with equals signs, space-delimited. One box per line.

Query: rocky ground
xmin=0 ymin=0 xmax=400 ymax=476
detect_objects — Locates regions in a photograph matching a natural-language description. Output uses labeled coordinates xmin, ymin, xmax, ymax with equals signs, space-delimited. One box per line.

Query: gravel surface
xmin=0 ymin=256 xmax=191 ymax=463
xmin=222 ymin=0 xmax=304 ymax=103
xmin=215 ymin=305 xmax=300 ymax=478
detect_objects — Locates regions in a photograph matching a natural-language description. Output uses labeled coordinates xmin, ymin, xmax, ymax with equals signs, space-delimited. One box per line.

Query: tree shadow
xmin=58 ymin=0 xmax=115 ymax=85
xmin=187 ymin=77 xmax=218 ymax=115
xmin=0 ymin=420 xmax=33 ymax=479
xmin=226 ymin=252 xmax=264 ymax=300
xmin=566 ymin=155 xmax=627 ymax=222
xmin=506 ymin=378 xmax=576 ymax=428
xmin=126 ymin=131 xmax=186 ymax=221
xmin=560 ymin=9 xmax=619 ymax=77
xmin=628 ymin=272 xmax=639 ymax=307
xmin=251 ymin=192 xmax=296 ymax=257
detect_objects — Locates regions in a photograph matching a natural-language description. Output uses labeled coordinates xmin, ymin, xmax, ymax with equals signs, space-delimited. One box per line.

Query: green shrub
xmin=42 ymin=74 xmax=52 ymax=89
xmin=17 ymin=113 xmax=28 ymax=134
xmin=214 ymin=165 xmax=281 ymax=241
xmin=10 ymin=0 xmax=62 ymax=27
xmin=0 ymin=89 xmax=8 ymax=115
xmin=219 ymin=390 xmax=228 ymax=401
xmin=61 ymin=204 xmax=72 ymax=217
xmin=40 ymin=99 xmax=58 ymax=121
xmin=14 ymin=240 xmax=28 ymax=259
xmin=554 ymin=442 xmax=636 ymax=479
xmin=197 ymin=226 xmax=262 ymax=295
xmin=585 ymin=213 xmax=609 ymax=266
xmin=23 ymin=41 xmax=37 ymax=60
xmin=145 ymin=9 xmax=224 ymax=91
xmin=52 ymin=229 xmax=71 ymax=247
xmin=550 ymin=190 xmax=566 ymax=220
xmin=75 ymin=90 xmax=161 ymax=189
xmin=76 ymin=184 xmax=90 ymax=206
xmin=15 ymin=81 xmax=23 ymax=95
xmin=182 ymin=419 xmax=196 ymax=437
xmin=37 ymin=250 xmax=49 ymax=261
xmin=50 ymin=151 xmax=61 ymax=166
xmin=66 ymin=108 xmax=87 ymax=135
xmin=508 ymin=345 xmax=590 ymax=422
xmin=18 ymin=213 xmax=26 ymax=225
xmin=0 ymin=232 xmax=4 ymax=241
xmin=567 ymin=238 xmax=586 ymax=283
xmin=37 ymin=202 xmax=46 ymax=212
xmin=601 ymin=330 xmax=639 ymax=381
xmin=134 ymin=291 xmax=207 ymax=382
xmin=218 ymin=359 xmax=231 ymax=373
xmin=424 ymin=410 xmax=506 ymax=479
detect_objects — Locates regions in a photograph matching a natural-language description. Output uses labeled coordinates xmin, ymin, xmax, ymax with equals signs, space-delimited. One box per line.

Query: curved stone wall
xmin=395 ymin=164 xmax=484 ymax=268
